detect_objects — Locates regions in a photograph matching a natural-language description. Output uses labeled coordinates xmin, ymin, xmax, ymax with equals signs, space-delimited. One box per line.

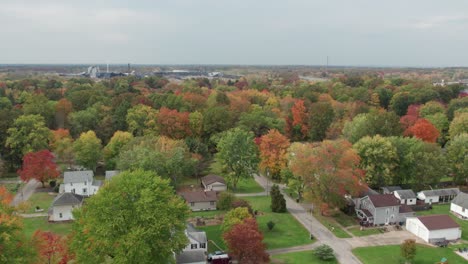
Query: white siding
xmin=50 ymin=205 xmax=78 ymax=221
xmin=206 ymin=182 xmax=227 ymax=192
xmin=417 ymin=192 xmax=439 ymax=204
xmin=428 ymin=228 xmax=462 ymax=241
xmin=406 ymin=217 xmax=462 ymax=242
xmin=451 ymin=203 xmax=468 ymax=219
xmin=184 ymin=236 xmax=207 ymax=253
xmin=63 ymin=181 xmax=99 ymax=196
xmin=189 ymin=201 xmax=216 ymax=211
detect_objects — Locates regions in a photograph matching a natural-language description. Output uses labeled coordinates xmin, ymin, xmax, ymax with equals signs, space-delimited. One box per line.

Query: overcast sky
xmin=1 ymin=0 xmax=468 ymax=66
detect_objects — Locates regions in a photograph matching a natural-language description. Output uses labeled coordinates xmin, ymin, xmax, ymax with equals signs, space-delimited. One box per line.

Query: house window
xmin=463 ymin=208 xmax=466 ymax=213
xmin=386 ymin=209 xmax=389 ymax=215
xmin=190 ymin=202 xmax=195 ymax=206
xmin=191 ymin=244 xmax=198 ymax=249
xmin=84 ymin=181 xmax=87 ymax=185
xmin=72 ymin=189 xmax=75 ymax=194
xmin=210 ymin=201 xmax=215 ymax=206
xmin=200 ymin=243 xmax=206 ymax=249
xmin=59 ymin=213 xmax=63 ymax=218
xmin=83 ymin=188 xmax=87 ymax=193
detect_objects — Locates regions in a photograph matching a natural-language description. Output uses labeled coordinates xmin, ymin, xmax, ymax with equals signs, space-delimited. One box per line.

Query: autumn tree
xmin=288 ymin=140 xmax=365 ymax=214
xmin=32 ymin=230 xmax=71 ymax=264
xmin=258 ymin=129 xmax=290 ymax=181
xmin=223 ymin=218 xmax=269 ymax=264
xmin=55 ymin=98 xmax=73 ymax=128
xmin=286 ymin=99 xmax=309 ymax=141
xmin=50 ymin=129 xmax=74 ymax=167
xmin=406 ymin=118 xmax=440 ymax=143
xmin=222 ymin=207 xmax=252 ymax=233
xmin=73 ymin=131 xmax=102 ymax=171
xmin=70 ymin=170 xmax=189 ymax=264
xmin=17 ymin=150 xmax=60 ymax=187
xmin=216 ymin=128 xmax=259 ymax=189
xmin=103 ymin=131 xmax=133 ymax=170
xmin=449 ymin=112 xmax=468 ymax=139
xmin=126 ymin=104 xmax=158 ymax=136
xmin=156 ymin=107 xmax=192 ymax=139
xmin=6 ymin=114 xmax=51 ymax=165
xmin=23 ymin=93 xmax=56 ymax=128
xmin=401 ymin=239 xmax=416 ymax=264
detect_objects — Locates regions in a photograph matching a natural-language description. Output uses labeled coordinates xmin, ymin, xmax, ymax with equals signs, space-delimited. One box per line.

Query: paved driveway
xmin=11 ymin=179 xmax=40 ymax=206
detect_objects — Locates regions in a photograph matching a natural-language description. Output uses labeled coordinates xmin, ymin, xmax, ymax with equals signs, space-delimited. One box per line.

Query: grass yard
xmin=26 ymin=192 xmax=57 ymax=213
xmin=198 ymin=225 xmax=226 ymax=253
xmin=232 ymin=177 xmax=264 ymax=194
xmin=347 ymin=227 xmax=382 ymax=237
xmin=331 ymin=210 xmax=358 ymax=228
xmin=243 ymin=196 xmax=314 ymax=249
xmin=312 ymin=212 xmax=352 ymax=238
xmin=190 ymin=210 xmax=225 ymax=219
xmin=1 ymin=182 xmax=22 ymax=194
xmin=353 ymin=244 xmax=467 ymax=264
xmin=272 ymin=250 xmax=338 ymax=264
xmin=416 ymin=204 xmax=468 ymax=240
xmin=22 ymin=217 xmax=72 ymax=238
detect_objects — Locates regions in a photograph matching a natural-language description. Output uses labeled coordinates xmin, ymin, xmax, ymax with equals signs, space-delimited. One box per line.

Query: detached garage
xmin=406 ymin=215 xmax=461 ymax=243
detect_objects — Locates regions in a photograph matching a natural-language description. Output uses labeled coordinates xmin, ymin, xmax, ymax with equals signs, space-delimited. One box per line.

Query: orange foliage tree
xmin=286 ymin=99 xmax=309 ymax=140
xmin=289 ymin=140 xmax=365 ymax=215
xmin=55 ymin=98 xmax=73 ymax=128
xmin=156 ymin=107 xmax=192 ymax=139
xmin=32 ymin=230 xmax=72 ymax=264
xmin=258 ymin=129 xmax=290 ymax=181
xmin=0 ymin=186 xmax=13 ymax=205
xmin=223 ymin=218 xmax=269 ymax=264
xmin=407 ymin=118 xmax=440 ymax=143
xmin=17 ymin=150 xmax=60 ymax=187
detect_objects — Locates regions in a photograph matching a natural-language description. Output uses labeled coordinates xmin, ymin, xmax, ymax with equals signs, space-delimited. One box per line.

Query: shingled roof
xmin=64 ymin=170 xmax=93 ymax=184
xmin=452 ymin=192 xmax=468 ymax=209
xmin=394 ymin=189 xmax=417 ymax=200
xmin=176 ymin=251 xmax=206 ymax=264
xmin=368 ymin=194 xmax=401 ymax=207
xmin=52 ymin=193 xmax=84 ymax=207
xmin=420 ymin=188 xmax=460 ymax=197
xmin=180 ymin=191 xmax=218 ymax=203
xmin=201 ymin=175 xmax=226 ymax=185
xmin=417 ymin=215 xmax=459 ymax=230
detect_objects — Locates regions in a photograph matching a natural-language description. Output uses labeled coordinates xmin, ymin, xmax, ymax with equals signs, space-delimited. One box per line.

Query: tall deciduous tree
xmin=407 ymin=118 xmax=440 ymax=143
xmin=289 ymin=140 xmax=365 ymax=214
xmin=32 ymin=230 xmax=71 ymax=264
xmin=222 ymin=207 xmax=252 ymax=233
xmin=258 ymin=129 xmax=290 ymax=181
xmin=50 ymin=129 xmax=74 ymax=167
xmin=308 ymin=102 xmax=335 ymax=141
xmin=446 ymin=133 xmax=468 ymax=185
xmin=103 ymin=131 xmax=133 ymax=170
xmin=156 ymin=107 xmax=192 ymax=139
xmin=354 ymin=135 xmax=398 ymax=187
xmin=286 ymin=99 xmax=309 ymax=141
xmin=70 ymin=170 xmax=189 ymax=264
xmin=17 ymin=150 xmax=60 ymax=187
xmin=216 ymin=128 xmax=259 ymax=189
xmin=6 ymin=114 xmax=51 ymax=165
xmin=73 ymin=131 xmax=102 ymax=171
xmin=449 ymin=112 xmax=468 ymax=139
xmin=55 ymin=98 xmax=73 ymax=129
xmin=223 ymin=218 xmax=269 ymax=264
xmin=126 ymin=104 xmax=158 ymax=136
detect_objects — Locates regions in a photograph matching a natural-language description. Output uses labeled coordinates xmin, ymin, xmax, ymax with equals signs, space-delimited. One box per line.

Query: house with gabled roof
xmin=62 ymin=170 xmax=102 ymax=196
xmin=450 ymin=192 xmax=468 ymax=219
xmin=48 ymin=193 xmax=84 ymax=222
xmin=176 ymin=224 xmax=207 ymax=264
xmin=180 ymin=191 xmax=218 ymax=211
xmin=201 ymin=175 xmax=227 ymax=192
xmin=356 ymin=194 xmax=414 ymax=226
xmin=394 ymin=189 xmax=417 ymax=205
xmin=406 ymin=215 xmax=461 ymax=243
xmin=417 ymin=188 xmax=460 ymax=204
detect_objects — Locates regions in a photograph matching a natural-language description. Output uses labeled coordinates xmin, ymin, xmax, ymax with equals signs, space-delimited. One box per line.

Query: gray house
xmin=201 ymin=175 xmax=227 ymax=192
xmin=176 ymin=224 xmax=208 ymax=264
xmin=417 ymin=188 xmax=460 ymax=204
xmin=180 ymin=191 xmax=218 ymax=211
xmin=356 ymin=194 xmax=413 ymax=226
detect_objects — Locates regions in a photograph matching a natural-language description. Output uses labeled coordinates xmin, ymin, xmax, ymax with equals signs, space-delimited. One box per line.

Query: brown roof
xmin=201 ymin=175 xmax=226 ymax=185
xmin=417 ymin=215 xmax=460 ymax=230
xmin=368 ymin=194 xmax=401 ymax=207
xmin=180 ymin=191 xmax=218 ymax=203
xmin=399 ymin=204 xmax=414 ymax=214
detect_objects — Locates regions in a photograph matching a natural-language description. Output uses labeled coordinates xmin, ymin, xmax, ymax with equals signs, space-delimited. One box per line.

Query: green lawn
xmin=353 ymin=244 xmax=467 ymax=264
xmin=1 ymin=182 xmax=22 ymax=194
xmin=27 ymin=192 xmax=57 ymax=213
xmin=232 ymin=177 xmax=264 ymax=194
xmin=416 ymin=204 xmax=468 ymax=240
xmin=312 ymin=212 xmax=352 ymax=238
xmin=331 ymin=210 xmax=358 ymax=228
xmin=190 ymin=210 xmax=226 ymax=219
xmin=347 ymin=227 xmax=382 ymax=237
xmin=272 ymin=250 xmax=338 ymax=264
xmin=243 ymin=196 xmax=314 ymax=249
xmin=22 ymin=217 xmax=72 ymax=238
xmin=198 ymin=225 xmax=226 ymax=253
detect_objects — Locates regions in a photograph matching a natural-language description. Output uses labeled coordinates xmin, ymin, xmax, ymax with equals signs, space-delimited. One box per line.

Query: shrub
xmin=231 ymin=199 xmax=253 ymax=214
xmin=267 ymin=220 xmax=275 ymax=231
xmin=314 ymin=244 xmax=335 ymax=261
xmin=217 ymin=192 xmax=235 ymax=210
xmin=270 ymin=184 xmax=286 ymax=213
xmin=49 ymin=180 xmax=57 ymax=188
xmin=401 ymin=239 xmax=416 ymax=263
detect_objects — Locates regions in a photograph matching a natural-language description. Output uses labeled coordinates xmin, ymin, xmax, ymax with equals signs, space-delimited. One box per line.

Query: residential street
xmin=10 ymin=179 xmax=40 ymax=206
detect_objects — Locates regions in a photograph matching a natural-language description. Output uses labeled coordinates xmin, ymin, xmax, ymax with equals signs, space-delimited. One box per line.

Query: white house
xmin=62 ymin=171 xmax=102 ymax=196
xmin=417 ymin=188 xmax=460 ymax=204
xmin=450 ymin=192 xmax=468 ymax=220
xmin=406 ymin=215 xmax=461 ymax=243
xmin=48 ymin=193 xmax=84 ymax=222
xmin=394 ymin=189 xmax=417 ymax=205
xmin=176 ymin=224 xmax=207 ymax=264
xmin=201 ymin=175 xmax=227 ymax=192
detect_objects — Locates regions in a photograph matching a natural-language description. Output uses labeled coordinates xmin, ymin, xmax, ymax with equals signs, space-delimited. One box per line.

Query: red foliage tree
xmin=156 ymin=107 xmax=192 ymax=139
xmin=33 ymin=230 xmax=72 ymax=264
xmin=17 ymin=150 xmax=60 ymax=187
xmin=223 ymin=218 xmax=269 ymax=264
xmin=406 ymin=118 xmax=440 ymax=143
xmin=258 ymin=129 xmax=290 ymax=180
xmin=286 ymin=99 xmax=309 ymax=140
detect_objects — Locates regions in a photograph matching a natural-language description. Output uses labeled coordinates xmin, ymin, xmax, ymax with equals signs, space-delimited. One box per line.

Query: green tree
xmin=446 ymin=133 xmax=468 ymax=185
xmin=202 ymin=106 xmax=234 ymax=138
xmin=343 ymin=111 xmax=402 ymax=143
xmin=425 ymin=113 xmax=449 ymax=144
xmin=6 ymin=114 xmax=51 ymax=165
xmin=70 ymin=170 xmax=189 ymax=264
xmin=400 ymin=239 xmax=416 ymax=264
xmin=354 ymin=135 xmax=398 ymax=187
xmin=314 ymin=244 xmax=335 ymax=261
xmin=390 ymin=92 xmax=416 ymax=116
xmin=419 ymin=101 xmax=445 ymax=117
xmin=126 ymin=104 xmax=158 ymax=136
xmin=449 ymin=112 xmax=468 ymax=139
xmin=411 ymin=143 xmax=446 ymax=191
xmin=216 ymin=128 xmax=259 ymax=189
xmin=217 ymin=192 xmax=236 ymax=211
xmin=73 ymin=131 xmax=102 ymax=171
xmin=387 ymin=136 xmax=425 ymax=185
xmin=22 ymin=94 xmax=56 ymax=128
xmin=447 ymin=97 xmax=468 ymax=120
xmin=68 ymin=106 xmax=99 ymax=137
xmin=222 ymin=207 xmax=252 ymax=233
xmin=237 ymin=105 xmax=284 ymax=137
xmin=103 ymin=131 xmax=133 ymax=170
xmin=270 ymin=184 xmax=286 ymax=213
xmin=308 ymin=102 xmax=335 ymax=141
